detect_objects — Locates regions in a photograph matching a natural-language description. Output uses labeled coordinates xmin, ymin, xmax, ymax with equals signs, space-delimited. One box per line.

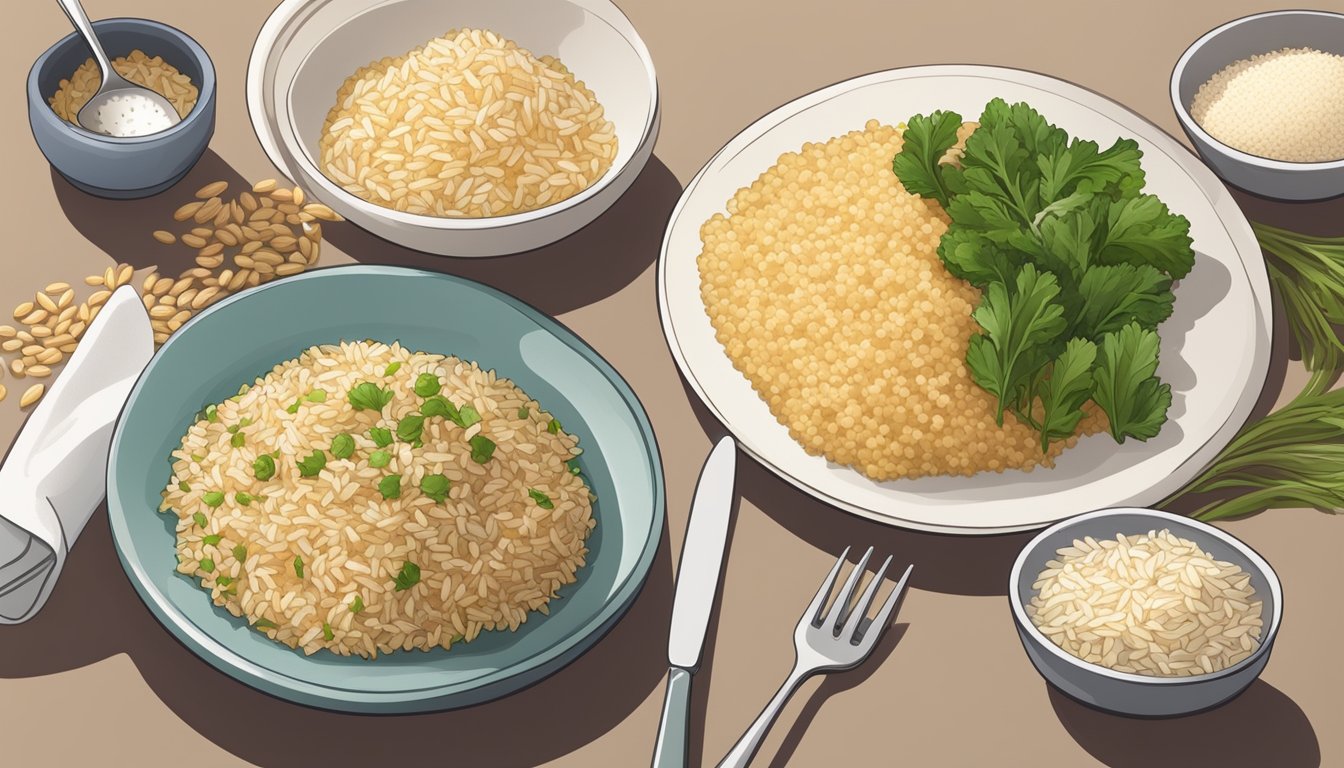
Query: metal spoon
xmin=56 ymin=0 xmax=181 ymax=136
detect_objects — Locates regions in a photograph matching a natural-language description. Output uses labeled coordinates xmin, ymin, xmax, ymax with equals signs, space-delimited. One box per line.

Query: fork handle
xmin=716 ymin=664 xmax=811 ymax=768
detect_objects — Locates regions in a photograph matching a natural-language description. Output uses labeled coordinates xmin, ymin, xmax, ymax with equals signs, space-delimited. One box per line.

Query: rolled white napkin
xmin=0 ymin=286 xmax=153 ymax=623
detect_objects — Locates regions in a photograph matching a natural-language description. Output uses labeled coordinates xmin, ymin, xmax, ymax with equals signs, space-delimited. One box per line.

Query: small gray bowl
xmin=1009 ymin=507 xmax=1283 ymax=718
xmin=1170 ymin=10 xmax=1344 ymax=201
xmin=27 ymin=18 xmax=216 ymax=199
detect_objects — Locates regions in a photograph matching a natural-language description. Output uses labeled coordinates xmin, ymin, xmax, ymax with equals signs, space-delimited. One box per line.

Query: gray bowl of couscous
xmin=1171 ymin=10 xmax=1344 ymax=201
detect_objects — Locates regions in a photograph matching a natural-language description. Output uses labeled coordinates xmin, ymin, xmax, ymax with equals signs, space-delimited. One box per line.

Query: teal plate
xmin=106 ymin=265 xmax=664 ymax=713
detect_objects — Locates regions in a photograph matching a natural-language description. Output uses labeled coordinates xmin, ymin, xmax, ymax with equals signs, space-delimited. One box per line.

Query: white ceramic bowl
xmin=247 ymin=0 xmax=659 ymax=256
xmin=1171 ymin=10 xmax=1344 ymax=201
xmin=1009 ymin=507 xmax=1283 ymax=717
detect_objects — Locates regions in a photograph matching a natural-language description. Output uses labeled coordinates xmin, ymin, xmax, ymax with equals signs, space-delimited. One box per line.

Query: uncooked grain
xmin=160 ymin=341 xmax=595 ymax=657
xmin=1026 ymin=529 xmax=1263 ymax=677
xmin=319 ymin=27 xmax=617 ymax=219
xmin=48 ymin=49 xmax=198 ymax=125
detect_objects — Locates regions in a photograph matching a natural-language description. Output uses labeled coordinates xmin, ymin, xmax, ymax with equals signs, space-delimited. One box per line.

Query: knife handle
xmin=651 ymin=666 xmax=692 ymax=768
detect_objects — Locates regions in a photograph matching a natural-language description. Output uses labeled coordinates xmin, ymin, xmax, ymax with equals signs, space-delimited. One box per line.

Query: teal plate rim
xmin=104 ymin=264 xmax=665 ymax=713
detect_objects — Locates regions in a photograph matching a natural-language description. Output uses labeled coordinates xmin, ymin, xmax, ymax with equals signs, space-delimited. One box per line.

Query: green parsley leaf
xmin=568 ymin=460 xmax=582 ymax=476
xmin=216 ymin=576 xmax=233 ymax=587
xmin=368 ymin=427 xmax=393 ymax=447
xmin=420 ymin=473 xmax=450 ymax=503
xmin=226 ymin=423 xmax=240 ymax=434
xmin=1094 ymin=194 xmax=1195 ymax=279
xmin=322 ymin=623 xmax=334 ymax=641
xmin=349 ymin=595 xmax=364 ymax=613
xmin=891 ymin=110 xmax=964 ymax=209
xmin=396 ymin=414 xmax=425 ymax=443
xmin=384 ymin=361 xmax=402 ymax=376
xmin=232 ymin=544 xmax=247 ymax=561
xmin=204 ymin=404 xmax=218 ymax=423
xmin=203 ymin=534 xmax=221 ymax=546
xmin=235 ymin=492 xmax=253 ymax=506
xmin=285 ymin=399 xmax=302 ymax=414
xmin=348 ymin=382 xmax=394 ymax=411
xmin=937 ymin=228 xmax=1017 ymax=288
xmin=413 ymin=373 xmax=441 ymax=398
xmin=517 ymin=406 xmax=530 ymax=418
xmin=469 ymin=435 xmax=496 ymax=464
xmin=378 ymin=475 xmax=401 ymax=500
xmin=1033 ymin=338 xmax=1098 ymax=452
xmin=331 ymin=433 xmax=355 ymax=459
xmin=420 ymin=395 xmax=456 ymax=420
xmin=368 ymin=450 xmax=391 ymax=468
xmin=202 ymin=491 xmax=225 ymax=508
xmin=192 ymin=511 xmax=208 ymax=527
xmin=1072 ymin=263 xmax=1174 ymax=341
xmin=200 ymin=558 xmax=214 ymax=573
xmin=296 ymin=450 xmax=326 ymax=478
xmin=392 ymin=561 xmax=420 ymax=591
xmin=547 ymin=418 xmax=561 ymax=434
xmin=254 ymin=618 xmax=277 ymax=630
xmin=965 ymin=265 xmax=1067 ymax=425
xmin=190 ymin=453 xmax=206 ymax=463
xmin=1091 ymin=323 xmax=1172 ymax=442
xmin=293 ymin=556 xmax=304 ymax=578
xmin=528 ymin=488 xmax=554 ymax=509
xmin=306 ymin=389 xmax=328 ymax=403
xmin=178 ymin=480 xmax=191 ymax=492
xmin=230 ymin=432 xmax=246 ymax=448
xmin=458 ymin=404 xmax=482 ymax=428
xmin=253 ymin=454 xmax=276 ymax=481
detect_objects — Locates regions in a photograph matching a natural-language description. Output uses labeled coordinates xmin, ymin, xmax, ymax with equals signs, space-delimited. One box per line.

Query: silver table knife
xmin=652 ymin=435 xmax=737 ymax=768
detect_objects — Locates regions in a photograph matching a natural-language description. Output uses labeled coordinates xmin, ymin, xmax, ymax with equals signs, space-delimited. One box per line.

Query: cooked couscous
xmin=696 ymin=120 xmax=1105 ymax=482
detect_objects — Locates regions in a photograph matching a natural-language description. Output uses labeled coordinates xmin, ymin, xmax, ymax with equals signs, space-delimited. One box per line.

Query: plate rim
xmin=656 ymin=63 xmax=1272 ymax=535
xmin=106 ymin=264 xmax=666 ymax=712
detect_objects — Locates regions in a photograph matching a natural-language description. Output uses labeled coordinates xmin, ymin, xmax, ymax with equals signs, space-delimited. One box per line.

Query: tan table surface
xmin=2 ymin=1 xmax=1342 ymax=766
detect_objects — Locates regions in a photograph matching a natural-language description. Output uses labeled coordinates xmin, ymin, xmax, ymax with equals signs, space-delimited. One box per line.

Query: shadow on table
xmin=50 ymin=149 xmax=255 ymax=273
xmin=323 ymin=155 xmax=682 ymax=315
xmin=1049 ymin=681 xmax=1320 ymax=768
xmin=0 ymin=510 xmax=675 ymax=767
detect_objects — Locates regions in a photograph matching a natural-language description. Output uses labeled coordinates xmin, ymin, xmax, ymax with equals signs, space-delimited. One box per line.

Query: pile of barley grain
xmin=696 ymin=120 xmax=1104 ymax=482
xmin=49 ymin=48 xmax=198 ymax=124
xmin=1027 ymin=529 xmax=1263 ymax=677
xmin=0 ymin=180 xmax=340 ymax=408
xmin=161 ymin=341 xmax=595 ymax=658
xmin=1190 ymin=46 xmax=1344 ymax=162
xmin=318 ymin=27 xmax=617 ymax=218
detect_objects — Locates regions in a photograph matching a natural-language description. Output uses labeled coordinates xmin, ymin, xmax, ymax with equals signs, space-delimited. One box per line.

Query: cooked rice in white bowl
xmin=160 ymin=340 xmax=595 ymax=658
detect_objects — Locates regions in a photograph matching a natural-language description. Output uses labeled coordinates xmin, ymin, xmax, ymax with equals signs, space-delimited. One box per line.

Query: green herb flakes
xmin=285 ymin=399 xmax=302 ymax=414
xmin=384 ymin=361 xmax=402 ymax=376
xmin=420 ymin=473 xmax=451 ymax=503
xmin=421 ymin=395 xmax=457 ymax=421
xmin=378 ymin=475 xmax=402 ymax=500
xmin=202 ymin=534 xmax=221 ymax=546
xmin=216 ymin=576 xmax=233 ymax=588
xmin=200 ymin=558 xmax=215 ymax=573
xmin=348 ymin=382 xmax=394 ymax=411
xmin=369 ymin=427 xmax=393 ymax=447
xmin=469 ymin=435 xmax=496 ymax=464
xmin=413 ymin=373 xmax=441 ymax=398
xmin=178 ymin=480 xmax=191 ymax=492
xmin=517 ymin=406 xmax=529 ymax=418
xmin=192 ymin=511 xmax=208 ymax=527
xmin=350 ymin=595 xmax=365 ymax=613
xmin=235 ymin=492 xmax=254 ymax=506
xmin=547 ymin=418 xmax=561 ymax=434
xmin=254 ymin=618 xmax=277 ymax=630
xmin=204 ymin=404 xmax=218 ymax=423
xmin=296 ymin=450 xmax=327 ymax=478
xmin=253 ymin=454 xmax=276 ymax=481
xmin=322 ymin=623 xmax=334 ymax=641
xmin=458 ymin=404 xmax=482 ymax=428
xmin=202 ymin=492 xmax=224 ymax=508
xmin=232 ymin=544 xmax=247 ymax=561
xmin=331 ymin=433 xmax=356 ymax=459
xmin=396 ymin=414 xmax=425 ymax=443
xmin=393 ymin=561 xmax=421 ymax=591
xmin=528 ymin=488 xmax=555 ymax=509
xmin=306 ymin=389 xmax=328 ymax=403
xmin=368 ymin=450 xmax=391 ymax=468
xmin=230 ymin=432 xmax=246 ymax=448
xmin=293 ymin=556 xmax=304 ymax=578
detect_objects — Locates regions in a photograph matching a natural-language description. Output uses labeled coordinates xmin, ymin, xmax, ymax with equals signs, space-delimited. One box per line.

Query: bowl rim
xmin=27 ymin=17 xmax=216 ymax=146
xmin=104 ymin=263 xmax=667 ymax=710
xmin=246 ymin=0 xmax=659 ymax=231
xmin=1169 ymin=8 xmax=1344 ymax=171
xmin=1008 ymin=506 xmax=1284 ymax=686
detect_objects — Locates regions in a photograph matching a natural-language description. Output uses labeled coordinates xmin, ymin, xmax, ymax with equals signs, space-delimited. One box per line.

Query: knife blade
xmin=652 ymin=435 xmax=737 ymax=768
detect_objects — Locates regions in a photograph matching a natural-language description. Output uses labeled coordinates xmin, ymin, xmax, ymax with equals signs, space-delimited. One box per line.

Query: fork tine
xmin=806 ymin=546 xmax=850 ymax=626
xmin=823 ymin=546 xmax=873 ymax=632
xmin=842 ymin=555 xmax=892 ymax=640
xmin=857 ymin=564 xmax=913 ymax=646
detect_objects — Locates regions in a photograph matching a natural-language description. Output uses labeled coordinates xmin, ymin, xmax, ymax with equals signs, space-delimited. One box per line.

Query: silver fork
xmin=716 ymin=547 xmax=913 ymax=768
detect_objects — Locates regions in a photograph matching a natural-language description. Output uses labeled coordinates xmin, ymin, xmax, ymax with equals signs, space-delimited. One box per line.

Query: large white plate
xmin=658 ymin=66 xmax=1272 ymax=534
